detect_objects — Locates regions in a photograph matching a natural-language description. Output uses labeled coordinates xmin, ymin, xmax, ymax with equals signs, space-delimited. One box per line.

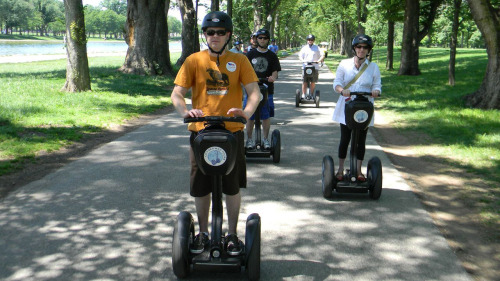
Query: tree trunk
xmin=253 ymin=0 xmax=264 ymax=30
xmin=211 ymin=0 xmax=219 ymax=11
xmin=417 ymin=0 xmax=444 ymax=42
xmin=339 ymin=21 xmax=353 ymax=57
xmin=177 ymin=0 xmax=199 ymax=66
xmin=62 ymin=0 xmax=91 ymax=92
xmin=398 ymin=0 xmax=420 ymax=76
xmin=386 ymin=20 xmax=394 ymax=70
xmin=356 ymin=0 xmax=369 ymax=34
xmin=448 ymin=0 xmax=461 ymax=86
xmin=119 ymin=0 xmax=173 ymax=76
xmin=464 ymin=0 xmax=500 ymax=109
xmin=227 ymin=0 xmax=233 ymax=18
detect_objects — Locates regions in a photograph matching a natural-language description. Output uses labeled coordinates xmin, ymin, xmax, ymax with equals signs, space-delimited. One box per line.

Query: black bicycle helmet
xmin=201 ymin=11 xmax=233 ymax=66
xmin=352 ymin=34 xmax=373 ymax=49
xmin=201 ymin=11 xmax=233 ymax=32
xmin=255 ymin=28 xmax=270 ymax=38
xmin=306 ymin=34 xmax=315 ymax=40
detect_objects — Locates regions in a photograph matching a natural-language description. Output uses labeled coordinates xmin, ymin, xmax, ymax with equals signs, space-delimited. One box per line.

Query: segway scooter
xmin=172 ymin=116 xmax=261 ymax=280
xmin=246 ymin=78 xmax=281 ymax=163
xmin=322 ymin=92 xmax=382 ymax=199
xmin=296 ymin=62 xmax=320 ymax=108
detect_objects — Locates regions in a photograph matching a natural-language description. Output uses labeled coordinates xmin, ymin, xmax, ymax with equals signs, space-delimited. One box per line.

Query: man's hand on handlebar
xmin=183 ymin=108 xmax=203 ymax=118
xmin=227 ymin=108 xmax=248 ymax=120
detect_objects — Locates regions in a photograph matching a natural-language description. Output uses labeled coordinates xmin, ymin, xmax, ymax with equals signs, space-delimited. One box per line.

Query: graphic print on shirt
xmin=251 ymin=57 xmax=269 ymax=75
xmin=206 ymin=68 xmax=229 ymax=96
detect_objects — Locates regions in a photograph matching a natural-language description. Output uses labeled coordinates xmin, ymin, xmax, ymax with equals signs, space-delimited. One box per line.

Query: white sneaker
xmin=263 ymin=139 xmax=271 ymax=150
xmin=245 ymin=139 xmax=255 ymax=149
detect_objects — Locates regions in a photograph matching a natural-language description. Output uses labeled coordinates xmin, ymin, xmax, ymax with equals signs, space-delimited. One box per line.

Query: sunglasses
xmin=257 ymin=37 xmax=269 ymax=40
xmin=307 ymin=39 xmax=314 ymax=41
xmin=355 ymin=45 xmax=370 ymax=50
xmin=206 ymin=29 xmax=228 ymax=36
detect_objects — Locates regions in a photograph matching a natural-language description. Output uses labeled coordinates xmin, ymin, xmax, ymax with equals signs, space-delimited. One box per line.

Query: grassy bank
xmin=0 ymin=54 xmax=180 ymax=175
xmin=326 ymin=47 xmax=499 ymax=226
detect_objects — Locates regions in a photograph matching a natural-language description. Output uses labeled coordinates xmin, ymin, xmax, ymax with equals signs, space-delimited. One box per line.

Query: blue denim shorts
xmin=243 ymin=94 xmax=274 ymax=120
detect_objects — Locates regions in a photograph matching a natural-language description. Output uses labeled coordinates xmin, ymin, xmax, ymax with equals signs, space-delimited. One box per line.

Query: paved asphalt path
xmin=0 ymin=54 xmax=471 ymax=281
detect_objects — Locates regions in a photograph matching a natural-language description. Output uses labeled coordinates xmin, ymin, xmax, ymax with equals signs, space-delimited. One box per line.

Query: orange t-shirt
xmin=174 ymin=50 xmax=258 ymax=132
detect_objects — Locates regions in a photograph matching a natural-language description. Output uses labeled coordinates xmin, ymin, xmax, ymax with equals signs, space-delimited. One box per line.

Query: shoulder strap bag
xmin=344 ymin=61 xmax=370 ymax=90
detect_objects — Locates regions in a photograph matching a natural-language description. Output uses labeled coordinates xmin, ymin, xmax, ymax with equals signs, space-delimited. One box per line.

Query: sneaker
xmin=190 ymin=232 xmax=209 ymax=254
xmin=225 ymin=233 xmax=242 ymax=256
xmin=245 ymin=139 xmax=255 ymax=149
xmin=301 ymin=94 xmax=305 ymax=99
xmin=263 ymin=138 xmax=271 ymax=150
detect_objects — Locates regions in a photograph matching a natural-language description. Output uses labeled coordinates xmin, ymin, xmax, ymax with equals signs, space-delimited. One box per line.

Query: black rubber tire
xmin=368 ymin=157 xmax=383 ymax=199
xmin=245 ymin=214 xmax=261 ymax=281
xmin=271 ymin=129 xmax=281 ymax=163
xmin=322 ymin=155 xmax=334 ymax=198
xmin=315 ymin=90 xmax=320 ymax=108
xmin=172 ymin=211 xmax=194 ymax=278
xmin=295 ymin=89 xmax=301 ymax=107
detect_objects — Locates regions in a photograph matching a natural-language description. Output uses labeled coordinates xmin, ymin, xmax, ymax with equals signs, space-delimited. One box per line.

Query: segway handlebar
xmin=184 ymin=116 xmax=247 ymax=125
xmin=350 ymin=91 xmax=381 ymax=97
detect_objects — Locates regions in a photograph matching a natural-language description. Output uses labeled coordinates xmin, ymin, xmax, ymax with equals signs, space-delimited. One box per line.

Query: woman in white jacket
xmin=332 ymin=34 xmax=382 ymax=182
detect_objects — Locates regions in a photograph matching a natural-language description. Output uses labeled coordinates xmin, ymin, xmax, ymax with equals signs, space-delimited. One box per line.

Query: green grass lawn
xmin=0 ymin=54 xmax=180 ymax=175
xmin=327 ymin=47 xmax=499 ymax=226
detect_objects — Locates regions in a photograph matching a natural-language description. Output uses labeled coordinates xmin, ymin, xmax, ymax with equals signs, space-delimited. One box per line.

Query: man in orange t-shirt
xmin=171 ymin=11 xmax=260 ymax=256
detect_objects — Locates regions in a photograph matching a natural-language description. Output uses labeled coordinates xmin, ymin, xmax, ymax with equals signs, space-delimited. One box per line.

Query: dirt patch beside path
xmin=1 ymin=106 xmax=498 ymax=281
xmin=371 ymin=115 xmax=499 ymax=281
xmin=0 ymin=107 xmax=173 ymax=198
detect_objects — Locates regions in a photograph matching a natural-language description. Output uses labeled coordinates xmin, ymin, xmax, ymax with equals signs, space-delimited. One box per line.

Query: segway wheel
xmin=315 ymin=90 xmax=320 ymax=108
xmin=367 ymin=157 xmax=383 ymax=199
xmin=271 ymin=129 xmax=281 ymax=163
xmin=322 ymin=155 xmax=334 ymax=198
xmin=295 ymin=89 xmax=301 ymax=107
xmin=245 ymin=213 xmax=261 ymax=281
xmin=172 ymin=211 xmax=195 ymax=278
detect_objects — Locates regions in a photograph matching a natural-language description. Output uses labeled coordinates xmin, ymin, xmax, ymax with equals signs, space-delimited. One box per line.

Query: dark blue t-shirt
xmin=246 ymin=48 xmax=281 ymax=95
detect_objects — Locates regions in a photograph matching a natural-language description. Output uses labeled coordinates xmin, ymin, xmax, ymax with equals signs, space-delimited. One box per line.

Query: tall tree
xmin=464 ymin=0 xmax=500 ymax=109
xmin=62 ymin=0 xmax=91 ymax=92
xmin=398 ymin=0 xmax=421 ymax=75
xmin=448 ymin=0 xmax=462 ymax=86
xmin=176 ymin=0 xmax=199 ymax=66
xmin=119 ymin=0 xmax=173 ymax=76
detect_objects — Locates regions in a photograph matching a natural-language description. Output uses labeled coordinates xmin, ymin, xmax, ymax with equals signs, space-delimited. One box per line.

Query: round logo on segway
xmin=354 ymin=110 xmax=369 ymax=123
xmin=305 ymin=68 xmax=313 ymax=75
xmin=204 ymin=146 xmax=227 ymax=166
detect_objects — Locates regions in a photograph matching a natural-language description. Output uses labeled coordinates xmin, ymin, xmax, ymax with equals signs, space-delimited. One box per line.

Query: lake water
xmin=0 ymin=41 xmax=182 ymax=56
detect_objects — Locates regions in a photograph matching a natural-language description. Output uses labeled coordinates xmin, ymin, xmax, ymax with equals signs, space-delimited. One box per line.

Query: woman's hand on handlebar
xmin=371 ymin=90 xmax=381 ymax=98
xmin=227 ymin=108 xmax=248 ymax=120
xmin=341 ymin=89 xmax=351 ymax=97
